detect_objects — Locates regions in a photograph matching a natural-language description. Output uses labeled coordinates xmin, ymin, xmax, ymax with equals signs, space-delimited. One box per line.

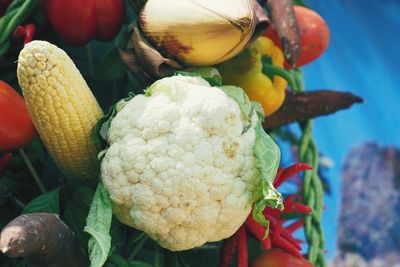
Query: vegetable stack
xmin=0 ymin=0 xmax=362 ymax=267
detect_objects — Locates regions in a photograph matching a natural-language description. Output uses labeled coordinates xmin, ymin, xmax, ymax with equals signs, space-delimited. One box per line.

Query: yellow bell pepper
xmin=218 ymin=37 xmax=287 ymax=116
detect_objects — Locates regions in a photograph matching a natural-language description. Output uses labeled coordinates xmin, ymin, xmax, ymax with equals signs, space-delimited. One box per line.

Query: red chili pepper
xmin=236 ymin=226 xmax=248 ymax=267
xmin=285 ymin=219 xmax=305 ymax=234
xmin=245 ymin=216 xmax=271 ymax=249
xmin=219 ymin=235 xmax=236 ymax=267
xmin=284 ymin=201 xmax=313 ymax=214
xmin=246 ymin=216 xmax=302 ymax=258
xmin=283 ymin=195 xmax=313 ymax=214
xmin=263 ymin=206 xmax=281 ymax=218
xmin=270 ymin=233 xmax=303 ymax=258
xmin=272 ymin=220 xmax=283 ymax=243
xmin=273 ymin=163 xmax=313 ymax=188
xmin=13 ymin=26 xmax=26 ymax=39
xmin=240 ymin=163 xmax=315 ymax=261
xmin=263 ymin=213 xmax=302 ymax=251
xmin=0 ymin=153 xmax=12 ymax=177
xmin=23 ymin=24 xmax=36 ymax=44
xmin=12 ymin=24 xmax=36 ymax=44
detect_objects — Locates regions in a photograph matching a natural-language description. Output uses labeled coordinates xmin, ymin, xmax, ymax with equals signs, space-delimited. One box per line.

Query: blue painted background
xmin=300 ymin=0 xmax=400 ymax=259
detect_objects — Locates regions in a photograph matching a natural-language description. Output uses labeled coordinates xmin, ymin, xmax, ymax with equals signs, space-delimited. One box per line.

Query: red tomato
xmin=264 ymin=6 xmax=330 ymax=68
xmin=41 ymin=0 xmax=125 ymax=45
xmin=252 ymin=249 xmax=314 ymax=267
xmin=0 ymin=81 xmax=36 ymax=153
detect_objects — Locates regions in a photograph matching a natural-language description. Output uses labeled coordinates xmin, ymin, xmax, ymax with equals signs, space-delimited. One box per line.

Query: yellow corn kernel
xmin=17 ymin=41 xmax=103 ymax=183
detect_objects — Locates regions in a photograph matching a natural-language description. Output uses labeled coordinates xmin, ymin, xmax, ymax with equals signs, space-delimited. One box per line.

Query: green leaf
xmin=84 ymin=181 xmax=113 ymax=267
xmin=22 ymin=187 xmax=61 ymax=214
xmin=218 ymin=84 xmax=282 ymax=235
xmin=110 ymin=218 xmax=126 ymax=250
xmin=253 ymin=122 xmax=283 ymax=227
xmin=181 ymin=247 xmax=221 ymax=267
xmin=165 ymin=251 xmax=179 ymax=267
xmin=62 ymin=184 xmax=95 ymax=248
xmin=251 ymin=101 xmax=265 ymax=122
xmin=220 ymin=85 xmax=256 ymax=132
xmin=0 ymin=40 xmax=10 ymax=59
xmin=154 ymin=245 xmax=163 ymax=267
xmin=108 ymin=253 xmax=153 ymax=267
xmin=175 ymin=67 xmax=222 ymax=87
xmin=93 ymin=93 xmax=134 ymax=148
xmin=96 ymin=47 xmax=127 ymax=80
xmin=220 ymin=86 xmax=253 ymax=118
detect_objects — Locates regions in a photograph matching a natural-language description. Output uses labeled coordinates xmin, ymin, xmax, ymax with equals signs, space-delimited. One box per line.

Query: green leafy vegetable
xmin=22 ymin=187 xmax=61 ymax=214
xmin=253 ymin=122 xmax=283 ymax=228
xmin=84 ymin=181 xmax=113 ymax=267
xmin=63 ymin=184 xmax=95 ymax=247
xmin=175 ymin=67 xmax=222 ymax=86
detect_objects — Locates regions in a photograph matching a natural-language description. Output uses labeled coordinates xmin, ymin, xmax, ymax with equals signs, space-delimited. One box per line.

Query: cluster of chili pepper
xmin=12 ymin=23 xmax=36 ymax=45
xmin=219 ymin=163 xmax=313 ymax=267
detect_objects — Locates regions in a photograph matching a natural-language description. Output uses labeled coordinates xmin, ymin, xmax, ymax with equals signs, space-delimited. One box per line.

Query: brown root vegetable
xmin=263 ymin=90 xmax=363 ymax=130
xmin=0 ymin=213 xmax=87 ymax=267
xmin=266 ymin=0 xmax=301 ymax=66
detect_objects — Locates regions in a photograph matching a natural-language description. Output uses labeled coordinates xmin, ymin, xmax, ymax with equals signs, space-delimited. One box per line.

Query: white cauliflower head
xmin=101 ymin=75 xmax=262 ymax=251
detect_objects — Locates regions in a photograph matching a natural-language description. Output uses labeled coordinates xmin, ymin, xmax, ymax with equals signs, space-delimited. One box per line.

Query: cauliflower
xmin=101 ymin=75 xmax=280 ymax=251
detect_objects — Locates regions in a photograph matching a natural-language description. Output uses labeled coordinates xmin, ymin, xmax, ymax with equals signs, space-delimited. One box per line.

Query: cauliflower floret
xmin=101 ymin=76 xmax=261 ymax=251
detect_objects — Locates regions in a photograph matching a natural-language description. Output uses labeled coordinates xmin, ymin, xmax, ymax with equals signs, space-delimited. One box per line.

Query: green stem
xmin=164 ymin=250 xmax=179 ymax=267
xmin=262 ymin=64 xmax=299 ymax=91
xmin=18 ymin=149 xmax=46 ymax=193
xmin=128 ymin=234 xmax=149 ymax=260
xmin=10 ymin=193 xmax=26 ymax=209
xmin=290 ymin=68 xmax=305 ymax=92
xmin=108 ymin=254 xmax=129 ymax=267
xmin=154 ymin=245 xmax=163 ymax=267
xmin=112 ymin=79 xmax=118 ymax=105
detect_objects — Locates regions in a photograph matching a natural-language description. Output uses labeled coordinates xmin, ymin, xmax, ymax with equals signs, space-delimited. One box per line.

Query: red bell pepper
xmin=0 ymin=81 xmax=36 ymax=153
xmin=41 ymin=0 xmax=125 ymax=45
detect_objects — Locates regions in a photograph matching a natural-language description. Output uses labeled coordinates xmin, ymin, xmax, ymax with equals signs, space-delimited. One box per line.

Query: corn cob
xmin=17 ymin=41 xmax=103 ymax=183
